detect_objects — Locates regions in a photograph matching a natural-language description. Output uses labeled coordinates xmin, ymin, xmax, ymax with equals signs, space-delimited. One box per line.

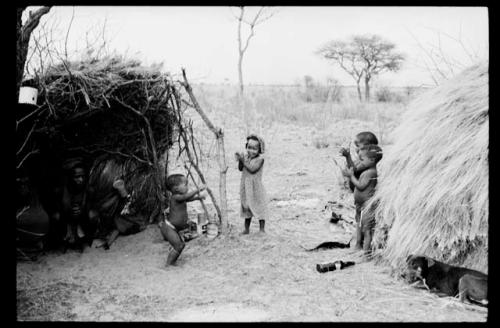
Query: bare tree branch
xmin=17 ymin=6 xmax=51 ymax=96
xmin=17 ymin=149 xmax=40 ymax=170
xmin=21 ymin=7 xmax=51 ymax=40
xmin=64 ymin=7 xmax=75 ymax=61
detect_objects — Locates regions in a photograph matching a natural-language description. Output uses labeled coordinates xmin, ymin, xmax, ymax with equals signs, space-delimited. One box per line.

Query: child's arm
xmin=186 ymin=192 xmax=207 ymax=202
xmin=240 ymin=156 xmax=264 ymax=174
xmin=348 ymin=168 xmax=376 ymax=191
xmin=172 ymin=185 xmax=206 ymax=202
xmin=353 ymin=161 xmax=369 ymax=174
xmin=235 ymin=152 xmax=244 ymax=171
xmin=339 ymin=147 xmax=355 ymax=168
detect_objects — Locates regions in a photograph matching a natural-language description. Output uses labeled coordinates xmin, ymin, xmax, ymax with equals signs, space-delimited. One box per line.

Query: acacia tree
xmin=317 ymin=34 xmax=405 ymax=101
xmin=17 ymin=6 xmax=51 ymax=98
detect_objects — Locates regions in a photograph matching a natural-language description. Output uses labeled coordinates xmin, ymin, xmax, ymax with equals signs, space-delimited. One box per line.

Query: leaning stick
xmin=185 ymin=163 xmax=211 ymax=222
xmin=180 ymin=69 xmax=229 ymax=234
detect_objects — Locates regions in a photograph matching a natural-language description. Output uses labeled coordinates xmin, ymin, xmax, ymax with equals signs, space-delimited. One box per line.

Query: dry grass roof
xmin=367 ymin=62 xmax=488 ymax=274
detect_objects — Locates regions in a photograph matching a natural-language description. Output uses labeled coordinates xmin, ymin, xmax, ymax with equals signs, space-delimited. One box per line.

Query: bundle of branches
xmin=366 ymin=62 xmax=488 ymax=274
xmin=17 ymin=55 xmax=180 ymax=223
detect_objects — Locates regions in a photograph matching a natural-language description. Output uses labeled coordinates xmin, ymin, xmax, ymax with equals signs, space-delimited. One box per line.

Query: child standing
xmin=344 ymin=144 xmax=382 ymax=253
xmin=159 ymin=174 xmax=206 ymax=266
xmin=235 ymin=134 xmax=268 ymax=234
xmin=339 ymin=131 xmax=379 ymax=192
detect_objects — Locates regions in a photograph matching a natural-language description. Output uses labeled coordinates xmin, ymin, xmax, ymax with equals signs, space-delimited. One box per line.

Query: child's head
xmin=245 ymin=134 xmax=265 ymax=158
xmin=166 ymin=174 xmax=188 ymax=194
xmin=354 ymin=131 xmax=378 ymax=155
xmin=71 ymin=166 xmax=86 ymax=188
xmin=63 ymin=158 xmax=86 ymax=190
xmin=355 ymin=131 xmax=378 ymax=147
xmin=359 ymin=144 xmax=383 ymax=168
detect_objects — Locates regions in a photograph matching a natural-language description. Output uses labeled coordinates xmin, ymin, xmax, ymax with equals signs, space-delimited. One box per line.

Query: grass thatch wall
xmin=368 ymin=62 xmax=488 ymax=274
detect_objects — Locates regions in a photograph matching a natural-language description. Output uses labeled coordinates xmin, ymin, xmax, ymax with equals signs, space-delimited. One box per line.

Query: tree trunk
xmin=16 ymin=7 xmax=51 ymax=99
xmin=364 ymin=77 xmax=370 ymax=101
xmin=356 ymin=82 xmax=362 ymax=102
xmin=238 ymin=53 xmax=250 ymax=134
xmin=16 ymin=12 xmax=28 ymax=99
xmin=238 ymin=54 xmax=244 ymax=97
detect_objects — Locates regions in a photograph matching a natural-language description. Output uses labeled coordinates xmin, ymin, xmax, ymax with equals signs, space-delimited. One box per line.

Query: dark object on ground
xmin=458 ymin=274 xmax=488 ymax=306
xmin=302 ymin=240 xmax=350 ymax=251
xmin=329 ymin=211 xmax=343 ymax=224
xmin=316 ymin=260 xmax=355 ymax=273
xmin=406 ymin=255 xmax=488 ymax=305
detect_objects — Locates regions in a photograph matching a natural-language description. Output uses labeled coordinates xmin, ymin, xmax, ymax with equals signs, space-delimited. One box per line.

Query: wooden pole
xmin=185 ymin=164 xmax=211 ymax=222
xmin=170 ymin=88 xmax=223 ymax=225
xmin=181 ymin=69 xmax=229 ymax=234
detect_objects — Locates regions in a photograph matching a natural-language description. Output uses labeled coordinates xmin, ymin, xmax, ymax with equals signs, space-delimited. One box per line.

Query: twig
xmin=17 ymin=121 xmax=37 ymax=156
xmin=17 ymin=105 xmax=46 ymax=128
xmin=17 ymin=149 xmax=40 ymax=170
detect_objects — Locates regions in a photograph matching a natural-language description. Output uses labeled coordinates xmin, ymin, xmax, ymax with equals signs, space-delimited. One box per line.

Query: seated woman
xmin=51 ymin=158 xmax=90 ymax=252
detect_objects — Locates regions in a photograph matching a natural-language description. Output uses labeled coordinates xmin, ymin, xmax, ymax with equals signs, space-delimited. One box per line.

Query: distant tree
xmin=232 ymin=6 xmax=275 ymax=133
xmin=234 ymin=7 xmax=274 ymax=98
xmin=317 ymin=34 xmax=405 ymax=101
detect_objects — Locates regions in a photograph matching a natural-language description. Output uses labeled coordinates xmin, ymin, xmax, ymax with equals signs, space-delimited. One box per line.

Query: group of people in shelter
xmin=17 ymin=158 xmax=136 ymax=254
xmin=159 ymin=131 xmax=382 ymax=266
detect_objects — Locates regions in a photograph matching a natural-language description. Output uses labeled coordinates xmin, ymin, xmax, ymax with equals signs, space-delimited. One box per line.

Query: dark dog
xmin=406 ymin=255 xmax=487 ymax=305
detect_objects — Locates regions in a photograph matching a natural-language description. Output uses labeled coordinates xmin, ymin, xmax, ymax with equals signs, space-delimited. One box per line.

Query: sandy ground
xmin=16 ymin=120 xmax=488 ymax=322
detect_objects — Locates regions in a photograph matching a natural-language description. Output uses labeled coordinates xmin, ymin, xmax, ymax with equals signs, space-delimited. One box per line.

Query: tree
xmin=232 ymin=6 xmax=274 ymax=132
xmin=317 ymin=34 xmax=405 ymax=101
xmin=17 ymin=6 xmax=51 ymax=98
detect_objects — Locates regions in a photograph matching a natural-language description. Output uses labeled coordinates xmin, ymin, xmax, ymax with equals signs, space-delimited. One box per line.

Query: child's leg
xmin=354 ymin=205 xmax=363 ymax=250
xmin=362 ymin=227 xmax=373 ymax=254
xmin=243 ymin=218 xmax=251 ymax=234
xmin=361 ymin=211 xmax=375 ymax=254
xmin=159 ymin=221 xmax=185 ymax=265
xmin=259 ymin=219 xmax=265 ymax=233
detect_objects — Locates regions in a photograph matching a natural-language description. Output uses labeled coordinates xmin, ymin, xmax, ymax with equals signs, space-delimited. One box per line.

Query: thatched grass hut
xmin=17 ymin=56 xmax=178 ymax=236
xmin=368 ymin=62 xmax=488 ymax=274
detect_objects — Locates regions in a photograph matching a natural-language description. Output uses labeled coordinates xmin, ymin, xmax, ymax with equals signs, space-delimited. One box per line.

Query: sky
xmin=26 ymin=6 xmax=489 ymax=87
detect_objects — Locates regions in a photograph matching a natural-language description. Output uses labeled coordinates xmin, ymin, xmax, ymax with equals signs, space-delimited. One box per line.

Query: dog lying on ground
xmin=301 ymin=241 xmax=351 ymax=251
xmin=406 ymin=255 xmax=488 ymax=306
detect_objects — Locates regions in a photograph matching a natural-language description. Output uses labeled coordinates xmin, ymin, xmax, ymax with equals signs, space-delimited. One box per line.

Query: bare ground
xmin=17 ymin=121 xmax=488 ymax=322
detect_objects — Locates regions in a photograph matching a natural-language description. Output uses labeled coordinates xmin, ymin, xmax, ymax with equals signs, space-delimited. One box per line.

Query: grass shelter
xmin=367 ymin=62 xmax=489 ymax=274
xmin=16 ymin=55 xmax=179 ymax=237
